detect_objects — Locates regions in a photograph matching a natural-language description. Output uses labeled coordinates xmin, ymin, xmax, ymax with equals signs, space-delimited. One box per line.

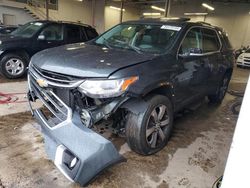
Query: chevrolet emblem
xmin=36 ymin=79 xmax=48 ymax=88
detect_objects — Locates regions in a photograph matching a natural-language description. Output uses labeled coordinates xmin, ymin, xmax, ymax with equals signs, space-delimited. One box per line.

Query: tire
xmin=208 ymin=73 xmax=231 ymax=104
xmin=0 ymin=53 xmax=28 ymax=79
xmin=125 ymin=95 xmax=173 ymax=155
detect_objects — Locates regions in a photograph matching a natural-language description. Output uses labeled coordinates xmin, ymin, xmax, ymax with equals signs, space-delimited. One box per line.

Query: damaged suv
xmin=27 ymin=19 xmax=234 ymax=186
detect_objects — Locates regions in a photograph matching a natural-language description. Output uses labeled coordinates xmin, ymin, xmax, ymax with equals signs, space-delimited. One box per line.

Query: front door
xmin=34 ymin=24 xmax=64 ymax=53
xmin=174 ymin=27 xmax=210 ymax=109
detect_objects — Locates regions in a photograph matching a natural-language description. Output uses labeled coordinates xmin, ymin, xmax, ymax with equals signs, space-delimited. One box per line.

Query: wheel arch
xmin=0 ymin=48 xmax=30 ymax=62
xmin=121 ymin=84 xmax=175 ymax=114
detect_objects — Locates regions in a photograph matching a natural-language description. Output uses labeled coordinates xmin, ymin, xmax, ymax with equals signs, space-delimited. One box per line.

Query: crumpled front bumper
xmin=27 ymin=74 xmax=124 ymax=186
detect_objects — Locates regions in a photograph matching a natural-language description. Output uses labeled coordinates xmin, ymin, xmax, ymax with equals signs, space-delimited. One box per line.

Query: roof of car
xmin=32 ymin=20 xmax=93 ymax=28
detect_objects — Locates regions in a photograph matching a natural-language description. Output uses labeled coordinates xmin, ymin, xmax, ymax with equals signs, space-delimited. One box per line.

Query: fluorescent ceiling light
xmin=161 ymin=17 xmax=182 ymax=20
xmin=184 ymin=12 xmax=208 ymax=16
xmin=110 ymin=6 xmax=125 ymax=12
xmin=151 ymin=5 xmax=165 ymax=12
xmin=202 ymin=3 xmax=215 ymax=11
xmin=143 ymin=12 xmax=161 ymax=16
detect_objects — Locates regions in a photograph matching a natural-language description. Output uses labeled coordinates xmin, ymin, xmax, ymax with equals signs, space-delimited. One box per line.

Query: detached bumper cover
xmin=33 ymin=109 xmax=123 ymax=186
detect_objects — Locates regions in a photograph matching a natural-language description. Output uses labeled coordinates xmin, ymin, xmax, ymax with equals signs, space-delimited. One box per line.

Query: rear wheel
xmin=125 ymin=95 xmax=173 ymax=155
xmin=208 ymin=73 xmax=230 ymax=104
xmin=0 ymin=53 xmax=28 ymax=79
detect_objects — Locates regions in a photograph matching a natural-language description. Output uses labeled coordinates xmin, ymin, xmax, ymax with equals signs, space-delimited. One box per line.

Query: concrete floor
xmin=0 ymin=67 xmax=249 ymax=188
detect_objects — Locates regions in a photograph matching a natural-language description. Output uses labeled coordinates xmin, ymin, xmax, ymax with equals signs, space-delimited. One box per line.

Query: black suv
xmin=0 ymin=20 xmax=98 ymax=78
xmin=27 ymin=19 xmax=234 ymax=186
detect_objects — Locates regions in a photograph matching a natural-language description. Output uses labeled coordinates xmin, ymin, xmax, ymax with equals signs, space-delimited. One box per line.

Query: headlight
xmin=78 ymin=76 xmax=138 ymax=98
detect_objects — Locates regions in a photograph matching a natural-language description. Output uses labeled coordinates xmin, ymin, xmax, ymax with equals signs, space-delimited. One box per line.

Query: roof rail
xmin=196 ymin=21 xmax=212 ymax=26
xmin=160 ymin=17 xmax=191 ymax=22
xmin=141 ymin=17 xmax=190 ymax=22
xmin=56 ymin=20 xmax=91 ymax=27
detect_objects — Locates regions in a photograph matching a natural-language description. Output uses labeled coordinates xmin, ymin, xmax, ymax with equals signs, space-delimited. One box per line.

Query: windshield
xmin=95 ymin=24 xmax=180 ymax=54
xmin=11 ymin=22 xmax=44 ymax=38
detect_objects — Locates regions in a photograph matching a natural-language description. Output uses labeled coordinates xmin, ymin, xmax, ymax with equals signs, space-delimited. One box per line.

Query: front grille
xmin=29 ymin=70 xmax=72 ymax=128
xmin=244 ymin=58 xmax=250 ymax=63
xmin=31 ymin=64 xmax=82 ymax=86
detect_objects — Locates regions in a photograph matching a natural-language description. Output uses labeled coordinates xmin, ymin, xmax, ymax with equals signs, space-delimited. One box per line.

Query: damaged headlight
xmin=78 ymin=76 xmax=138 ymax=98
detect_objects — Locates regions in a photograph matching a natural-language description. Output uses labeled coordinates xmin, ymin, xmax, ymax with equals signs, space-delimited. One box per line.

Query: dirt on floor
xmin=0 ymin=67 xmax=249 ymax=188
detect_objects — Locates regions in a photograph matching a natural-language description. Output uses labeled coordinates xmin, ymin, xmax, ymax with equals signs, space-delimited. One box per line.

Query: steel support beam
xmin=120 ymin=0 xmax=124 ymax=23
xmin=45 ymin=0 xmax=49 ymax=20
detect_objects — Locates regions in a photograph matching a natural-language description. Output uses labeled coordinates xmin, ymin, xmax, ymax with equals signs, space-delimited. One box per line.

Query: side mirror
xmin=178 ymin=48 xmax=203 ymax=58
xmin=189 ymin=48 xmax=203 ymax=56
xmin=38 ymin=34 xmax=45 ymax=40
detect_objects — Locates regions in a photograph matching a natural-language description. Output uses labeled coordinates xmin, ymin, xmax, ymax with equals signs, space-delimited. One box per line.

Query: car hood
xmin=0 ymin=35 xmax=29 ymax=43
xmin=31 ymin=43 xmax=155 ymax=78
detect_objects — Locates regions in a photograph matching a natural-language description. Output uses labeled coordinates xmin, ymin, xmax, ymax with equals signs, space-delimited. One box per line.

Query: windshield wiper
xmin=101 ymin=36 xmax=113 ymax=49
xmin=128 ymin=44 xmax=143 ymax=54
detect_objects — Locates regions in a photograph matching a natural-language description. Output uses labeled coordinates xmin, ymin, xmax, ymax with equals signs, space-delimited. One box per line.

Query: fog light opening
xmin=70 ymin=157 xmax=78 ymax=169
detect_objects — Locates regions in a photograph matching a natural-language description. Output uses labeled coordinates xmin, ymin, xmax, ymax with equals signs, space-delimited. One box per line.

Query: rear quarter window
xmin=222 ymin=33 xmax=233 ymax=50
xmin=85 ymin=27 xmax=98 ymax=40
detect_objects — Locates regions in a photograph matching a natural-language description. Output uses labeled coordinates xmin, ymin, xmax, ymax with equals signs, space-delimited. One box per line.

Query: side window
xmin=180 ymin=28 xmax=202 ymax=55
xmin=39 ymin=24 xmax=63 ymax=41
xmin=65 ymin=25 xmax=81 ymax=43
xmin=202 ymin=28 xmax=221 ymax=53
xmin=85 ymin=27 xmax=98 ymax=40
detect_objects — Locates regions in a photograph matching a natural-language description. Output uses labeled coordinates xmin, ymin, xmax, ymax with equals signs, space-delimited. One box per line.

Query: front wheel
xmin=125 ymin=95 xmax=173 ymax=155
xmin=208 ymin=73 xmax=230 ymax=104
xmin=0 ymin=53 xmax=27 ymax=79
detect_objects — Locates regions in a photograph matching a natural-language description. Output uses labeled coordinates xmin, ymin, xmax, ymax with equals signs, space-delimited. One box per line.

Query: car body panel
xmin=31 ymin=43 xmax=155 ymax=78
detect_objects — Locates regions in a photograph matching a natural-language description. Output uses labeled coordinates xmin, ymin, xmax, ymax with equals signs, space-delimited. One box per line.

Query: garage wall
xmin=205 ymin=3 xmax=250 ymax=49
xmin=33 ymin=0 xmax=106 ymax=33
xmin=104 ymin=1 xmax=140 ymax=30
xmin=169 ymin=0 xmax=250 ymax=49
xmin=43 ymin=0 xmax=92 ymax=26
xmin=0 ymin=6 xmax=34 ymax=25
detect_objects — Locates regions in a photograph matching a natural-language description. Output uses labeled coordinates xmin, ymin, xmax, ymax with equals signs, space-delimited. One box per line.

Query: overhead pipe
xmin=45 ymin=0 xmax=49 ymax=20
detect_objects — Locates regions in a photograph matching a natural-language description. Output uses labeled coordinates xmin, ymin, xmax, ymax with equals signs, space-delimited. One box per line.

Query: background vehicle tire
xmin=0 ymin=53 xmax=28 ymax=79
xmin=208 ymin=73 xmax=231 ymax=104
xmin=125 ymin=95 xmax=173 ymax=155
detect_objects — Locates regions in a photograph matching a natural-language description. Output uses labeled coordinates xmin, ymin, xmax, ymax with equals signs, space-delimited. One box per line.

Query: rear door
xmin=84 ymin=27 xmax=98 ymax=40
xmin=65 ymin=24 xmax=87 ymax=44
xmin=200 ymin=27 xmax=222 ymax=93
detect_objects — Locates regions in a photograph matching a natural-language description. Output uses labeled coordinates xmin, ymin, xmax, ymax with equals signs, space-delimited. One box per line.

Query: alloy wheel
xmin=5 ymin=58 xmax=25 ymax=76
xmin=146 ymin=104 xmax=170 ymax=148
